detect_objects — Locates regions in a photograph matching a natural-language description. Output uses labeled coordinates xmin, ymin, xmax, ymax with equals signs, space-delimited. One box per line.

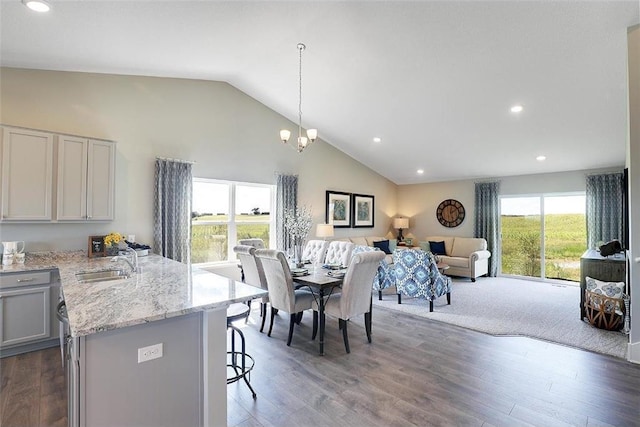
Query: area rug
xmin=373 ymin=276 xmax=628 ymax=359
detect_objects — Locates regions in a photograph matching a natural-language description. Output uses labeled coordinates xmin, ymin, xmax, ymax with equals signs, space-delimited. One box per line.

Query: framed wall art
xmin=352 ymin=193 xmax=375 ymax=228
xmin=326 ymin=191 xmax=352 ymax=228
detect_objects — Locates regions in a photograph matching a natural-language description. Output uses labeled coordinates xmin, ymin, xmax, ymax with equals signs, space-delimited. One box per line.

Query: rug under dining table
xmin=372 ymin=276 xmax=628 ymax=359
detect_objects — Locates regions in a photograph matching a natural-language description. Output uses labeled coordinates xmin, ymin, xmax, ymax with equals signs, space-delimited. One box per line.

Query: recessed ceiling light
xmin=510 ymin=105 xmax=523 ymax=113
xmin=373 ymin=137 xmax=381 ymax=143
xmin=22 ymin=0 xmax=50 ymax=12
xmin=536 ymin=155 xmax=546 ymax=161
xmin=417 ymin=169 xmax=424 ymax=174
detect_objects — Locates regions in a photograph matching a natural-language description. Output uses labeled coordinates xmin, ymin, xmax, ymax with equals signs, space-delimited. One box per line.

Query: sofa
xmin=423 ymin=236 xmax=491 ymax=282
xmin=338 ymin=236 xmax=395 ymax=264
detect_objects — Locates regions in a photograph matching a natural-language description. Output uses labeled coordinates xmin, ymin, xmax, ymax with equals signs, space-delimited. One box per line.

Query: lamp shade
xmin=393 ymin=218 xmax=409 ymax=229
xmin=316 ymin=223 xmax=334 ymax=238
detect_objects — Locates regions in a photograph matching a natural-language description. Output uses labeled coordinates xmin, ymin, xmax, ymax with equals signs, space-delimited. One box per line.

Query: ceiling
xmin=1 ymin=1 xmax=638 ymax=185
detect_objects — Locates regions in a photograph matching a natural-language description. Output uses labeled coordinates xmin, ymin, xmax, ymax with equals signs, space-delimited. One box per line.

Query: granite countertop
xmin=1 ymin=251 xmax=267 ymax=337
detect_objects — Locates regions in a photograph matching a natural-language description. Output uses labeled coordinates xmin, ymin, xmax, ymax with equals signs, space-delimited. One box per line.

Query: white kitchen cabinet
xmin=57 ymin=135 xmax=115 ymax=221
xmin=1 ymin=127 xmax=54 ymax=220
xmin=0 ymin=270 xmax=60 ymax=354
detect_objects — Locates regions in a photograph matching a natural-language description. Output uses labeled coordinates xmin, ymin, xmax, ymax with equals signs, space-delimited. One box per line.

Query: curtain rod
xmin=156 ymin=157 xmax=196 ymax=164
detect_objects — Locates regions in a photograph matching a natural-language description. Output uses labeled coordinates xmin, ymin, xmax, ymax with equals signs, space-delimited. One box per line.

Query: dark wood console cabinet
xmin=579 ymin=249 xmax=626 ymax=320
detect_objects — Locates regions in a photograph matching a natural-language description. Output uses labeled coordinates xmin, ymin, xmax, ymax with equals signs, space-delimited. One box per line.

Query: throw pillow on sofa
xmin=373 ymin=240 xmax=392 ymax=255
xmin=429 ymin=241 xmax=447 ymax=255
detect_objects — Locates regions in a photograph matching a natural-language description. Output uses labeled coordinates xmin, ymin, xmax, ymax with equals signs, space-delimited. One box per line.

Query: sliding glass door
xmin=500 ymin=194 xmax=586 ymax=282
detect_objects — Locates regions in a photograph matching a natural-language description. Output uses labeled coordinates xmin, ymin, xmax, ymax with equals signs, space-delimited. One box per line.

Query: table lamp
xmin=393 ymin=217 xmax=409 ymax=242
xmin=316 ymin=223 xmax=334 ymax=240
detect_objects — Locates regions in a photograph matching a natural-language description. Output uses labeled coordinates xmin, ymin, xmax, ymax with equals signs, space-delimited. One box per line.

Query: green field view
xmin=501 ymin=213 xmax=586 ymax=282
xmin=192 ymin=214 xmax=270 ymax=263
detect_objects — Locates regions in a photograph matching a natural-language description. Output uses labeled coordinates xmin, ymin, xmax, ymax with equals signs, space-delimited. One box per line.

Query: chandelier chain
xmin=298 ymin=44 xmax=303 ymax=144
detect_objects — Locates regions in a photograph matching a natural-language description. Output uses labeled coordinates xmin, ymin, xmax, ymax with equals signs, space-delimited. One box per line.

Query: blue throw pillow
xmin=429 ymin=240 xmax=447 ymax=255
xmin=373 ymin=240 xmax=392 ymax=255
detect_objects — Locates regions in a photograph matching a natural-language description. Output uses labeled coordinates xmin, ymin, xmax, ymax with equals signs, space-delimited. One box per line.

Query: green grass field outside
xmin=191 ymin=214 xmax=271 ymax=263
xmin=501 ymin=213 xmax=586 ymax=282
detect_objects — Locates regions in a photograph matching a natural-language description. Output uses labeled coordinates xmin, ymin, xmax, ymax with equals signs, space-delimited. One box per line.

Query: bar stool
xmin=226 ymin=303 xmax=256 ymax=398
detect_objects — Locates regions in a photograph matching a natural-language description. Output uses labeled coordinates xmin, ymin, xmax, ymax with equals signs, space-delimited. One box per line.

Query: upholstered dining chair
xmin=254 ymin=249 xmax=315 ymax=346
xmin=302 ymin=240 xmax=329 ymax=265
xmin=233 ymin=245 xmax=269 ymax=332
xmin=312 ymin=251 xmax=385 ymax=353
xmin=351 ymin=245 xmax=395 ymax=300
xmin=394 ymin=249 xmax=452 ymax=312
xmin=324 ymin=241 xmax=354 ymax=266
xmin=238 ymin=238 xmax=265 ymax=249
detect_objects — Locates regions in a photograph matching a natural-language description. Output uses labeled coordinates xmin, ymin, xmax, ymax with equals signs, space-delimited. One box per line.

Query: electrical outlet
xmin=137 ymin=343 xmax=163 ymax=363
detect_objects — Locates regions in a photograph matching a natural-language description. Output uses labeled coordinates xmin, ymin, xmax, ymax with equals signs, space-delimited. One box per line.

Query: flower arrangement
xmin=283 ymin=206 xmax=312 ymax=264
xmin=104 ymin=232 xmax=124 ymax=247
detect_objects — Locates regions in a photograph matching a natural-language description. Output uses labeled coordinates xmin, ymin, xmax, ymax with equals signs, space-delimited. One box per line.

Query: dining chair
xmin=302 ymin=240 xmax=329 ymax=265
xmin=312 ymin=250 xmax=385 ymax=353
xmin=254 ymin=249 xmax=315 ymax=346
xmin=324 ymin=241 xmax=354 ymax=266
xmin=351 ymin=245 xmax=395 ymax=300
xmin=233 ymin=245 xmax=269 ymax=332
xmin=238 ymin=238 xmax=265 ymax=249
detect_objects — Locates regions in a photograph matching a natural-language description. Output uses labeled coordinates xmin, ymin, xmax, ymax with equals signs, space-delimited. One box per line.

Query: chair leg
xmin=378 ymin=290 xmax=382 ymax=301
xmin=364 ymin=312 xmax=372 ymax=343
xmin=397 ymin=293 xmax=402 ymax=304
xmin=312 ymin=311 xmax=318 ymax=340
xmin=339 ymin=319 xmax=350 ymax=353
xmin=267 ymin=306 xmax=276 ymax=337
xmin=259 ymin=303 xmax=267 ymax=333
xmin=295 ymin=311 xmax=303 ymax=325
xmin=447 ymin=292 xmax=451 ymax=305
xmin=287 ymin=314 xmax=296 ymax=346
xmin=429 ymin=300 xmax=434 ymax=312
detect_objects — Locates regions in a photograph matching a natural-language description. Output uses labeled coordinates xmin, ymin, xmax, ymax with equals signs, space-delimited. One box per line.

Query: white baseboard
xmin=628 ymin=341 xmax=640 ymax=364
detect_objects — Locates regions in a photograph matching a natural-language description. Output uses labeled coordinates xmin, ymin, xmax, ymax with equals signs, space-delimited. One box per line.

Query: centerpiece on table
xmin=104 ymin=232 xmax=126 ymax=256
xmin=283 ymin=206 xmax=312 ymax=268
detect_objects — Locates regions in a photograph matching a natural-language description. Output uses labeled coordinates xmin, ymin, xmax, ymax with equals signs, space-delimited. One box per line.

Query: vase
xmin=294 ymin=244 xmax=304 ymax=268
xmin=106 ymin=245 xmax=119 ymax=256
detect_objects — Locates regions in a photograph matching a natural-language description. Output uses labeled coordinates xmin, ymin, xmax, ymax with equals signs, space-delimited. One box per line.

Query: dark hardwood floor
xmin=2 ymin=305 xmax=640 ymax=427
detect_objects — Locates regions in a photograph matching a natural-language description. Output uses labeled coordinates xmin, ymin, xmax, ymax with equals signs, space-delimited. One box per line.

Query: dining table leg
xmin=319 ymin=288 xmax=326 ymax=355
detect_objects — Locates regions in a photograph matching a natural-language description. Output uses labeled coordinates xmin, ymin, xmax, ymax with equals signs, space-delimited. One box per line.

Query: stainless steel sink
xmin=75 ymin=269 xmax=130 ymax=283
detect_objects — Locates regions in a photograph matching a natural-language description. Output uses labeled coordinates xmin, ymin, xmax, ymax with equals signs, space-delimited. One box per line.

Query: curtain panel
xmin=474 ymin=181 xmax=500 ymax=277
xmin=586 ymin=172 xmax=624 ymax=249
xmin=153 ymin=159 xmax=193 ymax=263
xmin=275 ymin=174 xmax=298 ymax=251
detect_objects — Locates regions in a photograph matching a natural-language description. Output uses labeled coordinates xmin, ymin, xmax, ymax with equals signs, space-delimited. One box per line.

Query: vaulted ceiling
xmin=1 ymin=0 xmax=638 ymax=184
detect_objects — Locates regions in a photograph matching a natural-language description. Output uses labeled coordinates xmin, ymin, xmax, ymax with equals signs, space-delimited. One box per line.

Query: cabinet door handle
xmin=17 ymin=278 xmax=35 ymax=283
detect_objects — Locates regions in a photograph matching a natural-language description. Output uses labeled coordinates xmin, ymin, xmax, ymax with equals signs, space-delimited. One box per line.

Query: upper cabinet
xmin=0 ymin=126 xmax=116 ymax=223
xmin=57 ymin=136 xmax=115 ymax=221
xmin=1 ymin=127 xmax=54 ymax=221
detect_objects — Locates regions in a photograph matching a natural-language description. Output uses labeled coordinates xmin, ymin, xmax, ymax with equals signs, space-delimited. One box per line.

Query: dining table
xmin=293 ymin=267 xmax=345 ymax=355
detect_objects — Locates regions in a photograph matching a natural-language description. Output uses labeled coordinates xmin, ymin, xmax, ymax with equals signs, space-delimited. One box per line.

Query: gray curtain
xmin=153 ymin=159 xmax=193 ymax=263
xmin=474 ymin=181 xmax=500 ymax=277
xmin=275 ymin=174 xmax=298 ymax=251
xmin=586 ymin=172 xmax=624 ymax=249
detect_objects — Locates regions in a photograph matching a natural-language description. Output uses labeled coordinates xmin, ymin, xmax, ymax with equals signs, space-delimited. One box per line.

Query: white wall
xmin=397 ymin=167 xmax=623 ymax=242
xmin=627 ymin=25 xmax=639 ymax=363
xmin=0 ymin=68 xmax=397 ymax=251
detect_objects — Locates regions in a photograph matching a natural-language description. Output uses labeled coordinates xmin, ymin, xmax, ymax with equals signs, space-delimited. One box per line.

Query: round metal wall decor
xmin=436 ymin=199 xmax=465 ymax=228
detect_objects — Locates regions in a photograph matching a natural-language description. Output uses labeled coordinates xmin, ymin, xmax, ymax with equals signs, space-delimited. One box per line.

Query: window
xmin=500 ymin=193 xmax=586 ymax=282
xmin=192 ymin=178 xmax=274 ymax=264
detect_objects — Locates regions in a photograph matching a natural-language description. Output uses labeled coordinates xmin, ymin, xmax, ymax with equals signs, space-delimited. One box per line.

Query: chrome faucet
xmin=111 ymin=247 xmax=139 ymax=273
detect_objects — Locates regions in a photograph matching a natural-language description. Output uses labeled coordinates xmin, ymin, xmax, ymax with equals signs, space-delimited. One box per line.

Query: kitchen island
xmin=3 ymin=251 xmax=267 ymax=427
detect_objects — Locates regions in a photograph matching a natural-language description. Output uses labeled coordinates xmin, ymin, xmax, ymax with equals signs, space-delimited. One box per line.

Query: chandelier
xmin=279 ymin=43 xmax=318 ymax=153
